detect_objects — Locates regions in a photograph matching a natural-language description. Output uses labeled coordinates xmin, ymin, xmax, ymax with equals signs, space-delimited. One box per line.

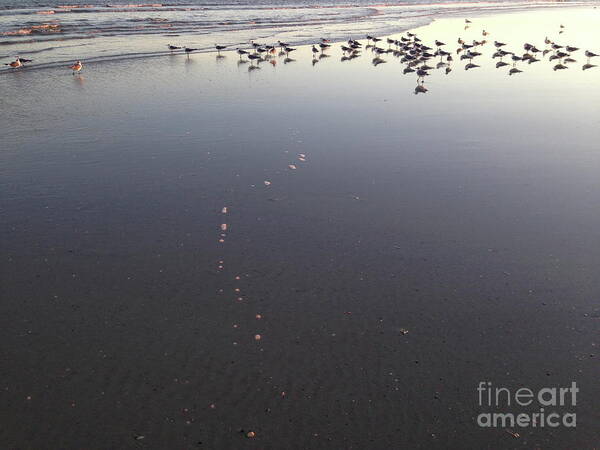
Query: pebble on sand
xmin=246 ymin=431 xmax=256 ymax=438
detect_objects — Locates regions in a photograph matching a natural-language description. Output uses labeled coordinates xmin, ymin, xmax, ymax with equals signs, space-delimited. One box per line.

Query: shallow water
xmin=1 ymin=7 xmax=600 ymax=449
xmin=0 ymin=0 xmax=597 ymax=69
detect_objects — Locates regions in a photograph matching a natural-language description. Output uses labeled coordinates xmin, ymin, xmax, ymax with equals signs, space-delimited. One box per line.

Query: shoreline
xmin=1 ymin=2 xmax=597 ymax=74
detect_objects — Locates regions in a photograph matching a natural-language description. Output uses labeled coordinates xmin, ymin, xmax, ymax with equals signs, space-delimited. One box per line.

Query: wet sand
xmin=1 ymin=7 xmax=600 ymax=449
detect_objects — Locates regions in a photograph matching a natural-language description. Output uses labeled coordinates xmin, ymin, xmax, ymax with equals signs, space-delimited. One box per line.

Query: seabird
xmin=69 ymin=60 xmax=83 ymax=74
xmin=5 ymin=58 xmax=22 ymax=69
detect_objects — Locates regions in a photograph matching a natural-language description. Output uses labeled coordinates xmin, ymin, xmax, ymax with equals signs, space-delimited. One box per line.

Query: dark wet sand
xmin=1 ymin=8 xmax=600 ymax=449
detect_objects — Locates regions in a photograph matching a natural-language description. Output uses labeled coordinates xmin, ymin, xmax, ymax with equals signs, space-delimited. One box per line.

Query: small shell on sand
xmin=299 ymin=153 xmax=306 ymax=158
xmin=254 ymin=334 xmax=262 ymax=341
xmin=288 ymin=164 xmax=297 ymax=170
xmin=246 ymin=431 xmax=256 ymax=438
xmin=298 ymin=157 xmax=306 ymax=162
xmin=255 ymin=314 xmax=262 ymax=319
xmin=264 ymin=180 xmax=271 ymax=186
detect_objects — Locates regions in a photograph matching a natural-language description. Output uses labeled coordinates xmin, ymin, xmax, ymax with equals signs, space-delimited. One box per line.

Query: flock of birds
xmin=4 ymin=19 xmax=600 ymax=93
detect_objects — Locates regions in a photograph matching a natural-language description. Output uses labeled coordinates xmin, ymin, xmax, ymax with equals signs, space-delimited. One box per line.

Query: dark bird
xmin=414 ymin=85 xmax=428 ymax=95
xmin=184 ymin=47 xmax=198 ymax=57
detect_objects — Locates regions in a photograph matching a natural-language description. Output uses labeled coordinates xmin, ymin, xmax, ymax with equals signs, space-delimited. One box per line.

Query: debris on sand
xmin=506 ymin=429 xmax=520 ymax=438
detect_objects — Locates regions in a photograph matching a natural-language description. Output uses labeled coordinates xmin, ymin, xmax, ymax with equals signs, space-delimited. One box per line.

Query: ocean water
xmin=0 ymin=0 xmax=596 ymax=69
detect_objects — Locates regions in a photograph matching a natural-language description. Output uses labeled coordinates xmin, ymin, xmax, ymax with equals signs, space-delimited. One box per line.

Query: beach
xmin=1 ymin=5 xmax=600 ymax=449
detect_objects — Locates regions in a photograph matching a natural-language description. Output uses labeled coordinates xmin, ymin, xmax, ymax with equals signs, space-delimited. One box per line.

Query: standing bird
xmin=69 ymin=60 xmax=83 ymax=75
xmin=585 ymin=50 xmax=598 ymax=62
xmin=215 ymin=45 xmax=227 ymax=55
xmin=5 ymin=58 xmax=22 ymax=69
xmin=167 ymin=44 xmax=181 ymax=52
xmin=184 ymin=47 xmax=198 ymax=58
